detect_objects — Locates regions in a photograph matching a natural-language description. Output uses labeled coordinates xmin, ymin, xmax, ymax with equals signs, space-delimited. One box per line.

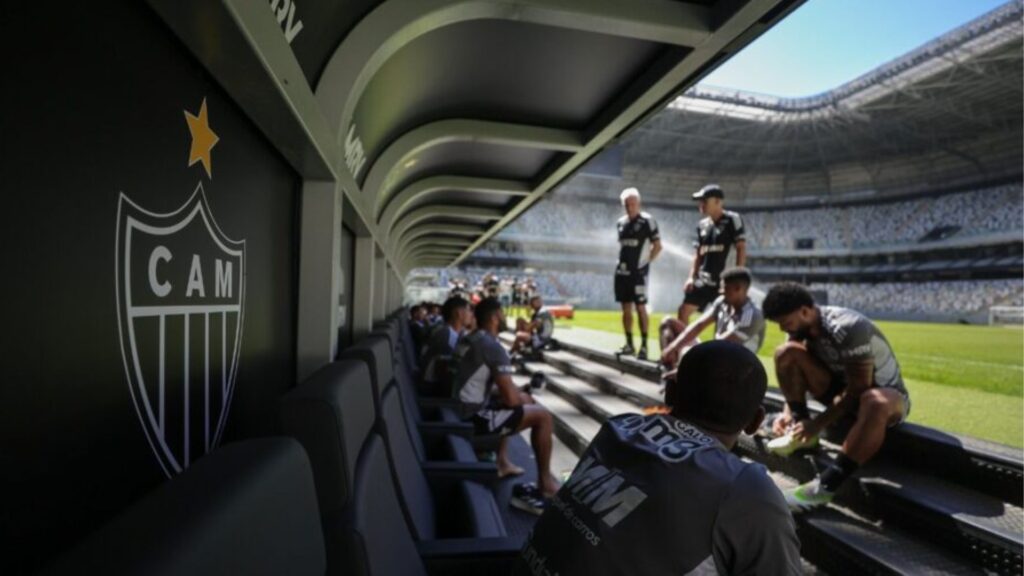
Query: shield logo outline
xmin=115 ymin=183 xmax=246 ymax=477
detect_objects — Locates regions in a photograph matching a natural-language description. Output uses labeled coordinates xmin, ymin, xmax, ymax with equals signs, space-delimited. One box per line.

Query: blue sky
xmin=700 ymin=0 xmax=1009 ymax=97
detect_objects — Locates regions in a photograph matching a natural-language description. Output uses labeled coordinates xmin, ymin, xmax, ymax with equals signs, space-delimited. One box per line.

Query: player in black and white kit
xmin=453 ymin=297 xmax=560 ymax=514
xmin=511 ymin=295 xmax=555 ymax=356
xmin=516 ymin=341 xmax=801 ymax=576
xmin=660 ymin=267 xmax=765 ymax=375
xmin=762 ymin=283 xmax=911 ymax=511
xmin=615 ymin=187 xmax=662 ymax=360
xmin=680 ymin=184 xmax=746 ymax=324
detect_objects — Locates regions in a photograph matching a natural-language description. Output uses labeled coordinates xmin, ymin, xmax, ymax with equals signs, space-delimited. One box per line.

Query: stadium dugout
xmin=6 ymin=0 xmax=1022 ymax=575
xmin=5 ymin=0 xmax=839 ymax=574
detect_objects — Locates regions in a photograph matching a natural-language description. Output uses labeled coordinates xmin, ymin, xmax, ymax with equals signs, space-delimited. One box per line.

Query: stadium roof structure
xmin=155 ymin=0 xmax=811 ymax=275
xmin=619 ymin=0 xmax=1024 ymax=206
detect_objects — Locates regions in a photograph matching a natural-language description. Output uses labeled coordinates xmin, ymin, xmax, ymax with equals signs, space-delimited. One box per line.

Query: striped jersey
xmin=710 ymin=296 xmax=765 ymax=354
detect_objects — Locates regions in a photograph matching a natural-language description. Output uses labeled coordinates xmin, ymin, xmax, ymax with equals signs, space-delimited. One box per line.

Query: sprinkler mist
xmin=649 ymin=238 xmax=765 ymax=312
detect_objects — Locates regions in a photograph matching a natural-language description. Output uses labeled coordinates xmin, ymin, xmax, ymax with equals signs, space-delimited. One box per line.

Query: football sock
xmin=820 ymin=453 xmax=859 ymax=492
xmin=625 ymin=332 xmax=634 ymax=348
xmin=787 ymin=401 xmax=811 ymax=424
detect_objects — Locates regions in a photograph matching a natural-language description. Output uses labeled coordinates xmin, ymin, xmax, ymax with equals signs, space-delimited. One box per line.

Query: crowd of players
xmin=524 ymin=184 xmax=918 ymax=574
xmin=407 ymin=288 xmax=561 ymax=515
xmin=441 ymin=272 xmax=542 ymax=317
xmin=409 ymin=181 xmax=1018 ymax=574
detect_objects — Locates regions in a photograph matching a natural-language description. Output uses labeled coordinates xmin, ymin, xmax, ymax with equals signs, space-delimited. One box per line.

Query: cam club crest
xmin=115 ymin=183 xmax=245 ymax=477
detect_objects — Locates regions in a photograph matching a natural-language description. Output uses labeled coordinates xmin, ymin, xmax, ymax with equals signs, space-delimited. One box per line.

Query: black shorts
xmin=683 ymin=283 xmax=719 ymax=310
xmin=471 ymin=405 xmax=525 ymax=436
xmin=614 ymin=271 xmax=648 ymax=304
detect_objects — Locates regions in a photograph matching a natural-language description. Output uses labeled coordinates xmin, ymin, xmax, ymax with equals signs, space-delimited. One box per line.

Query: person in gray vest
xmin=762 ymin=282 xmax=911 ymax=511
xmin=419 ymin=296 xmax=471 ymax=397
xmin=510 ymin=295 xmax=556 ymax=356
xmin=660 ymin=267 xmax=765 ymax=375
xmin=453 ymin=297 xmax=560 ymax=514
xmin=516 ymin=341 xmax=801 ymax=576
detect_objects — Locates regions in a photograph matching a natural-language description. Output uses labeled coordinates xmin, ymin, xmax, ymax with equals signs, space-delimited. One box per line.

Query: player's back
xmin=518 ymin=413 xmax=800 ymax=576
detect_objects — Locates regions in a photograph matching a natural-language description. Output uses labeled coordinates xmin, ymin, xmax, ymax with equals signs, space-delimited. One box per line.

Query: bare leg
xmin=843 ymin=388 xmax=904 ymax=464
xmin=678 ymin=302 xmax=699 ymax=323
xmin=515 ymin=405 xmax=559 ymax=496
xmin=659 ymin=317 xmax=684 ymax=367
xmin=510 ymin=331 xmax=531 ymax=354
xmin=496 ymin=437 xmax=525 ymax=477
xmin=620 ymin=302 xmax=633 ymax=339
xmin=773 ymin=342 xmax=832 ymax=405
xmin=636 ymin=304 xmax=649 ymax=347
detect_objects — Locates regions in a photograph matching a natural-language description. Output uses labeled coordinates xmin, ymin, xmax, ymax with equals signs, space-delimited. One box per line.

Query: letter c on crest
xmin=149 ymin=246 xmax=172 ymax=297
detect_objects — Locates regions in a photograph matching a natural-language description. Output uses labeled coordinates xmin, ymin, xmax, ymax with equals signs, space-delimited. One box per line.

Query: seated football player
xmin=516 ymin=341 xmax=801 ymax=576
xmin=762 ymin=282 xmax=911 ymax=511
xmin=511 ymin=295 xmax=555 ymax=356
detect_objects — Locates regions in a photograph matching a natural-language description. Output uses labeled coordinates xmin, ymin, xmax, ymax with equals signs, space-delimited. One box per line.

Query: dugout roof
xmin=154 ymin=0 xmax=805 ymax=272
xmin=621 ymin=0 xmax=1024 ymax=206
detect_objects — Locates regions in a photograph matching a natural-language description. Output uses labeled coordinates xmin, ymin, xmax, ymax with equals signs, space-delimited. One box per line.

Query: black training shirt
xmin=617 ymin=212 xmax=660 ymax=275
xmin=694 ymin=211 xmax=745 ymax=285
xmin=517 ymin=413 xmax=801 ymax=576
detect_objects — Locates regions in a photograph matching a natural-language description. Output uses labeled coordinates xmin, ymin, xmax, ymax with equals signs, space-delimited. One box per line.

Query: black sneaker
xmin=637 ymin=348 xmax=648 ymax=361
xmin=510 ymin=488 xmax=549 ymax=516
xmin=617 ymin=344 xmax=636 ymax=356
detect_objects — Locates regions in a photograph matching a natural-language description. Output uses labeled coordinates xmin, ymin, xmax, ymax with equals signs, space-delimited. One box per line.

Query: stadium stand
xmin=810 ymin=280 xmax=1024 ymax=318
xmin=498 ymin=184 xmax=1023 ymax=251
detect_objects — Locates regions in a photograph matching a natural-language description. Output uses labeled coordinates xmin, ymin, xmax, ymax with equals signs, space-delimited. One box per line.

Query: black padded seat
xmin=280 ymin=359 xmax=377 ymax=569
xmin=44 ymin=438 xmax=325 ymax=576
xmin=398 ymin=314 xmax=421 ymax=373
xmin=342 ymin=335 xmax=468 ymax=463
xmin=339 ymin=336 xmax=393 ymax=411
xmin=347 ymin=434 xmax=430 ymax=576
xmin=379 ymin=386 xmax=506 ymax=540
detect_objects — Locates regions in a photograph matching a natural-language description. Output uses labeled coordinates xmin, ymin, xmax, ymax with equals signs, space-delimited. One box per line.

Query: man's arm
xmin=796 ymin=360 xmax=872 ymax=439
xmin=717 ymin=305 xmax=761 ymax=346
xmin=649 ymin=239 xmax=662 ymax=263
xmin=495 ymin=373 xmax=523 ymax=407
xmin=686 ymin=252 xmax=702 ymax=291
xmin=734 ymin=239 xmax=747 ymax=268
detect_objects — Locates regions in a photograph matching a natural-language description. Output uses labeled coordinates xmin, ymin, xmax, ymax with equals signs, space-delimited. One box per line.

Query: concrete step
xmin=765 ymin=466 xmax=991 ymax=576
xmin=539 ymin=349 xmax=664 ymax=407
xmin=523 ymin=361 xmax=640 ymax=421
xmin=860 ymin=465 xmax=1023 ymax=574
xmin=530 ymin=388 xmax=603 ymax=458
xmin=800 ymin=507 xmax=993 ymax=576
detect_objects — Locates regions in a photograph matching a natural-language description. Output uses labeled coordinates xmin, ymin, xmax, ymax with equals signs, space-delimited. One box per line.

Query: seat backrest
xmin=347 ymin=434 xmax=428 ymax=576
xmin=339 ymin=336 xmax=393 ymax=411
xmin=400 ymin=317 xmax=420 ymax=371
xmin=378 ymin=318 xmax=419 ymax=380
xmin=44 ymin=438 xmax=326 ymax=576
xmin=380 ymin=386 xmax=436 ymax=541
xmin=280 ymin=360 xmax=376 ymax=528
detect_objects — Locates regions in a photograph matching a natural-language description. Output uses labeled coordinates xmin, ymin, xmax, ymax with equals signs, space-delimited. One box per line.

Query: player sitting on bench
xmin=659 ymin=267 xmax=765 ymax=379
xmin=511 ymin=295 xmax=555 ymax=357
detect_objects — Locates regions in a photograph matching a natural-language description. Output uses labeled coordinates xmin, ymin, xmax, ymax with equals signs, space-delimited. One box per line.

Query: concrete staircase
xmin=501 ymin=334 xmax=1023 ymax=575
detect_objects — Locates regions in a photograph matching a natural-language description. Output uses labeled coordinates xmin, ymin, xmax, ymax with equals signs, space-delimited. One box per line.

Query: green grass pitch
xmin=546 ymin=310 xmax=1024 ymax=448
